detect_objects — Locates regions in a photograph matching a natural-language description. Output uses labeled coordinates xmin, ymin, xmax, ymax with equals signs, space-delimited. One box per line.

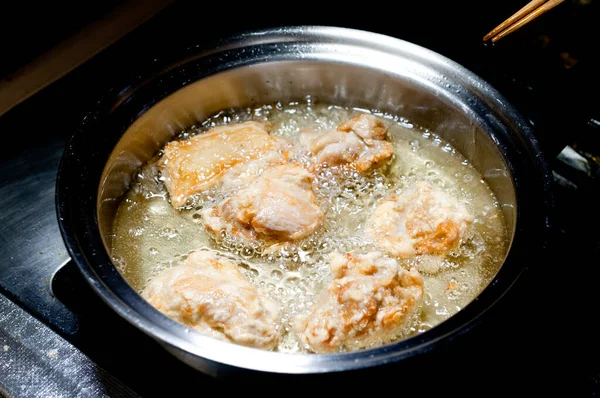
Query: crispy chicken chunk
xmin=296 ymin=251 xmax=424 ymax=353
xmin=141 ymin=250 xmax=280 ymax=349
xmin=299 ymin=114 xmax=394 ymax=172
xmin=367 ymin=181 xmax=474 ymax=259
xmin=159 ymin=121 xmax=285 ymax=208
xmin=201 ymin=163 xmax=324 ymax=242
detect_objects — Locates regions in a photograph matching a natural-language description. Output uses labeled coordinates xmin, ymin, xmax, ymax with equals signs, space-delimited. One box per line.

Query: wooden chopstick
xmin=483 ymin=0 xmax=566 ymax=43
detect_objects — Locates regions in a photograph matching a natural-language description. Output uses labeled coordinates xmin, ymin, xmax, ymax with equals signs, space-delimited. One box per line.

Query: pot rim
xmin=56 ymin=25 xmax=554 ymax=374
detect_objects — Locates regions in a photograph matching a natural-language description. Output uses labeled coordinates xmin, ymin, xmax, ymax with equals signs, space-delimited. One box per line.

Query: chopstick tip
xmin=482 ymin=0 xmax=566 ymax=44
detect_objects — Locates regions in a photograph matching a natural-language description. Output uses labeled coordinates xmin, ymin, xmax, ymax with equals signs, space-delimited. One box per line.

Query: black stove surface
xmin=1 ymin=1 xmax=599 ymax=396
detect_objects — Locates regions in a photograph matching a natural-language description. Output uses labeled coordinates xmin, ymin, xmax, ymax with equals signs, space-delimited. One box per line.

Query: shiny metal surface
xmin=0 ymin=293 xmax=138 ymax=397
xmin=0 ymin=141 xmax=74 ymax=333
xmin=59 ymin=26 xmax=551 ymax=376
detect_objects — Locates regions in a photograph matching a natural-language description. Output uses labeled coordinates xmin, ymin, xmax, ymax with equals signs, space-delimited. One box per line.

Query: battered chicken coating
xmin=141 ymin=250 xmax=280 ymax=349
xmin=367 ymin=181 xmax=474 ymax=259
xmin=201 ymin=163 xmax=324 ymax=242
xmin=296 ymin=251 xmax=424 ymax=353
xmin=299 ymin=114 xmax=394 ymax=172
xmin=219 ymin=151 xmax=288 ymax=194
xmin=159 ymin=121 xmax=285 ymax=208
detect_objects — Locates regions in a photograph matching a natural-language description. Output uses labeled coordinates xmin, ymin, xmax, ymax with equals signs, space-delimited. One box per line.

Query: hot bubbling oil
xmin=111 ymin=100 xmax=508 ymax=353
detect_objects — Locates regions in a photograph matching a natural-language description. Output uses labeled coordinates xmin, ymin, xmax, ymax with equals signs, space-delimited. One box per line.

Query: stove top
xmin=1 ymin=2 xmax=599 ymax=395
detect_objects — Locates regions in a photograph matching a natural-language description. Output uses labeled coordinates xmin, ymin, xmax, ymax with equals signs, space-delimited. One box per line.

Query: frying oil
xmin=111 ymin=100 xmax=507 ymax=353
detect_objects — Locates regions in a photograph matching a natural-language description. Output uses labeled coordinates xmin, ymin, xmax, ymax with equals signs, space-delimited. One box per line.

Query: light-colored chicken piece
xmin=219 ymin=150 xmax=288 ymax=194
xmin=367 ymin=181 xmax=474 ymax=259
xmin=141 ymin=250 xmax=280 ymax=349
xmin=201 ymin=163 xmax=324 ymax=242
xmin=295 ymin=251 xmax=424 ymax=353
xmin=299 ymin=114 xmax=394 ymax=172
xmin=159 ymin=121 xmax=283 ymax=208
xmin=337 ymin=113 xmax=388 ymax=142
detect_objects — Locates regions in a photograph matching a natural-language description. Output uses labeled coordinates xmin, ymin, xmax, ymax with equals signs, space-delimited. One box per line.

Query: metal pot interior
xmin=89 ymin=27 xmax=528 ymax=374
xmin=98 ymin=60 xmax=516 ymax=248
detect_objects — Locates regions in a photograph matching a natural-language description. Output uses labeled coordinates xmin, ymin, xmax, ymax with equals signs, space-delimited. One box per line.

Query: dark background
xmin=3 ymin=0 xmax=600 ymax=155
xmin=1 ymin=0 xmax=599 ymax=395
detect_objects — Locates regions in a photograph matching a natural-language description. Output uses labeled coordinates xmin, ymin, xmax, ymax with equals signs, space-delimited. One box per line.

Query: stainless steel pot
xmin=56 ymin=26 xmax=553 ymax=379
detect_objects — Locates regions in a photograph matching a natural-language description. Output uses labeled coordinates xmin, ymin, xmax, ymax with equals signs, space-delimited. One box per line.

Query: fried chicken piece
xmin=141 ymin=250 xmax=280 ymax=349
xmin=367 ymin=181 xmax=474 ymax=259
xmin=159 ymin=121 xmax=284 ymax=208
xmin=296 ymin=251 xmax=424 ymax=353
xmin=299 ymin=114 xmax=394 ymax=172
xmin=201 ymin=163 xmax=324 ymax=242
xmin=219 ymin=150 xmax=288 ymax=194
